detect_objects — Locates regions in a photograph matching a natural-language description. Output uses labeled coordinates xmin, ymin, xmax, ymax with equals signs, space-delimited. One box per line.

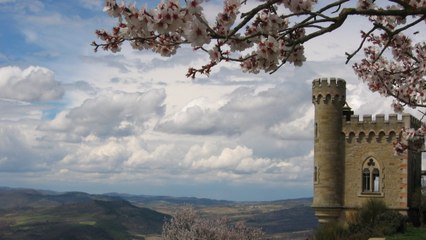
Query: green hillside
xmin=0 ymin=187 xmax=319 ymax=239
xmin=0 ymin=188 xmax=169 ymax=240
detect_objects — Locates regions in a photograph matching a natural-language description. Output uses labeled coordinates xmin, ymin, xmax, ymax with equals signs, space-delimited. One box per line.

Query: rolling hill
xmin=0 ymin=187 xmax=169 ymax=240
xmin=0 ymin=187 xmax=318 ymax=239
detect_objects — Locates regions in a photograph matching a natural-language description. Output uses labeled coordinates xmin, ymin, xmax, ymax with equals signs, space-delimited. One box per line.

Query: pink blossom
xmin=209 ymin=47 xmax=221 ymax=63
xmin=184 ymin=16 xmax=211 ymax=47
xmin=187 ymin=0 xmax=203 ymax=15
xmin=162 ymin=206 xmax=264 ymax=239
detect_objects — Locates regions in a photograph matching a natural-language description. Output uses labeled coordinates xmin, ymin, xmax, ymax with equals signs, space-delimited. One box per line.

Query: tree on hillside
xmin=93 ymin=0 xmax=426 ymax=145
xmin=161 ymin=206 xmax=264 ymax=239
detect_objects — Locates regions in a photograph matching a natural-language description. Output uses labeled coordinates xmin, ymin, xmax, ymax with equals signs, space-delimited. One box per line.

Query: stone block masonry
xmin=312 ymin=78 xmax=423 ymax=223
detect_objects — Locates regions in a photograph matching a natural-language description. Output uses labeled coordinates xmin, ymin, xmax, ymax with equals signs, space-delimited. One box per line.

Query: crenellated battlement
xmin=342 ymin=113 xmax=422 ymax=142
xmin=312 ymin=78 xmax=346 ymax=104
xmin=312 ymin=77 xmax=346 ymax=89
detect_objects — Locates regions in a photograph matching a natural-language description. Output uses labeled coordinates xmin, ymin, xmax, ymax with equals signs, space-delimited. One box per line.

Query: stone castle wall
xmin=312 ymin=78 xmax=423 ymax=223
xmin=342 ymin=114 xmax=422 ymax=210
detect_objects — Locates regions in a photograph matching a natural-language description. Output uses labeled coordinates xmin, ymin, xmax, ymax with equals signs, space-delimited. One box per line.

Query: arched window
xmin=361 ymin=158 xmax=381 ymax=194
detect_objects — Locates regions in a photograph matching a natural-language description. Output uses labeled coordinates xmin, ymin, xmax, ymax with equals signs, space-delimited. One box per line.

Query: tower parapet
xmin=312 ymin=78 xmax=346 ymax=104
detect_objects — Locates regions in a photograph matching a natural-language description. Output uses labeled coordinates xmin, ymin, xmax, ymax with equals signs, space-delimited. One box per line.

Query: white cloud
xmin=158 ymin=103 xmax=221 ymax=135
xmin=0 ymin=127 xmax=46 ymax=172
xmin=61 ymin=137 xmax=129 ymax=173
xmin=39 ymin=89 xmax=166 ymax=139
xmin=0 ymin=98 xmax=43 ymax=121
xmin=269 ymin=106 xmax=315 ymax=140
xmin=157 ymin=81 xmax=312 ymax=136
xmin=0 ymin=66 xmax=64 ymax=101
xmin=124 ymin=140 xmax=186 ymax=171
xmin=182 ymin=142 xmax=313 ymax=183
xmin=185 ymin=144 xmax=269 ymax=173
xmin=56 ymin=135 xmax=312 ymax=188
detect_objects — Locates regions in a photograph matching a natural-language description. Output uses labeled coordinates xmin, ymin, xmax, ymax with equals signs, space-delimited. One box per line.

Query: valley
xmin=0 ymin=187 xmax=317 ymax=239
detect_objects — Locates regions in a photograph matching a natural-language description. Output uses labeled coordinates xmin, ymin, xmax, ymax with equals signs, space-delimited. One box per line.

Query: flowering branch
xmin=93 ymin=0 xmax=425 ymax=76
xmin=94 ymin=0 xmax=426 ymax=149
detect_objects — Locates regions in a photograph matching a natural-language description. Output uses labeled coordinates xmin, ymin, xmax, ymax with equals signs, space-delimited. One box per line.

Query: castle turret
xmin=312 ymin=78 xmax=346 ymax=223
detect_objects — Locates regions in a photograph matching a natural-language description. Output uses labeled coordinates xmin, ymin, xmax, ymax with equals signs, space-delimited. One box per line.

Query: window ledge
xmin=358 ymin=192 xmax=384 ymax=198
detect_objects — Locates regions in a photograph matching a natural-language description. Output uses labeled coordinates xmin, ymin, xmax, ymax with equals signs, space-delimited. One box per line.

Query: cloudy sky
xmin=0 ymin=0 xmax=423 ymax=201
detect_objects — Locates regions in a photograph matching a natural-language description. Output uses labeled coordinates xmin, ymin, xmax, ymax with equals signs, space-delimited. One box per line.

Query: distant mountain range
xmin=0 ymin=186 xmax=233 ymax=209
xmin=0 ymin=186 xmax=318 ymax=239
xmin=104 ymin=192 xmax=234 ymax=206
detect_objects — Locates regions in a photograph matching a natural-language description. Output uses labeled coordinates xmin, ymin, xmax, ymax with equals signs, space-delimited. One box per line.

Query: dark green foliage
xmin=350 ymin=199 xmax=407 ymax=238
xmin=345 ymin=228 xmax=374 ymax=240
xmin=358 ymin=198 xmax=388 ymax=227
xmin=346 ymin=222 xmax=374 ymax=240
xmin=314 ymin=222 xmax=348 ymax=240
xmin=387 ymin=226 xmax=426 ymax=240
xmin=52 ymin=224 xmax=116 ymax=240
xmin=375 ymin=210 xmax=407 ymax=235
xmin=412 ymin=187 xmax=426 ymax=227
xmin=1 ymin=222 xmax=116 ymax=240
xmin=315 ymin=199 xmax=408 ymax=240
xmin=0 ymin=197 xmax=169 ymax=240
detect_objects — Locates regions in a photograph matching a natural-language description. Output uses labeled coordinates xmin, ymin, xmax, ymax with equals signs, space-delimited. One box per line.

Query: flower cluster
xmin=350 ymin=0 xmax=426 ymax=151
xmin=282 ymin=0 xmax=318 ymax=13
xmin=94 ymin=0 xmax=323 ymax=75
xmin=394 ymin=125 xmax=426 ymax=155
xmin=216 ymin=0 xmax=241 ymax=30
xmin=353 ymin=29 xmax=426 ymax=116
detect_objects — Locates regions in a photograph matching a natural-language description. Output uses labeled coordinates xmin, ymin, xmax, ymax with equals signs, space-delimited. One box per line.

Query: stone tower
xmin=312 ymin=78 xmax=346 ymax=223
xmin=311 ymin=77 xmax=423 ymax=224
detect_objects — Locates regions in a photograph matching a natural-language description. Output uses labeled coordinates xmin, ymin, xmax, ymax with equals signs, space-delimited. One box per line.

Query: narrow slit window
xmin=314 ymin=166 xmax=318 ymax=183
xmin=362 ymin=168 xmax=370 ymax=192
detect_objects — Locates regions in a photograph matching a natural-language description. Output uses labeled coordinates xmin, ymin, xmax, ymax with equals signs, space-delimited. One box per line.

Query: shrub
xmin=161 ymin=206 xmax=264 ymax=240
xmin=375 ymin=210 xmax=407 ymax=235
xmin=314 ymin=222 xmax=348 ymax=240
xmin=347 ymin=199 xmax=407 ymax=238
xmin=358 ymin=198 xmax=388 ymax=227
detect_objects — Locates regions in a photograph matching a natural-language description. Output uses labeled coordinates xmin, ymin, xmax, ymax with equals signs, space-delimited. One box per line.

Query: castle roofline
xmin=344 ymin=113 xmax=421 ymax=127
xmin=342 ymin=113 xmax=422 ymax=141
